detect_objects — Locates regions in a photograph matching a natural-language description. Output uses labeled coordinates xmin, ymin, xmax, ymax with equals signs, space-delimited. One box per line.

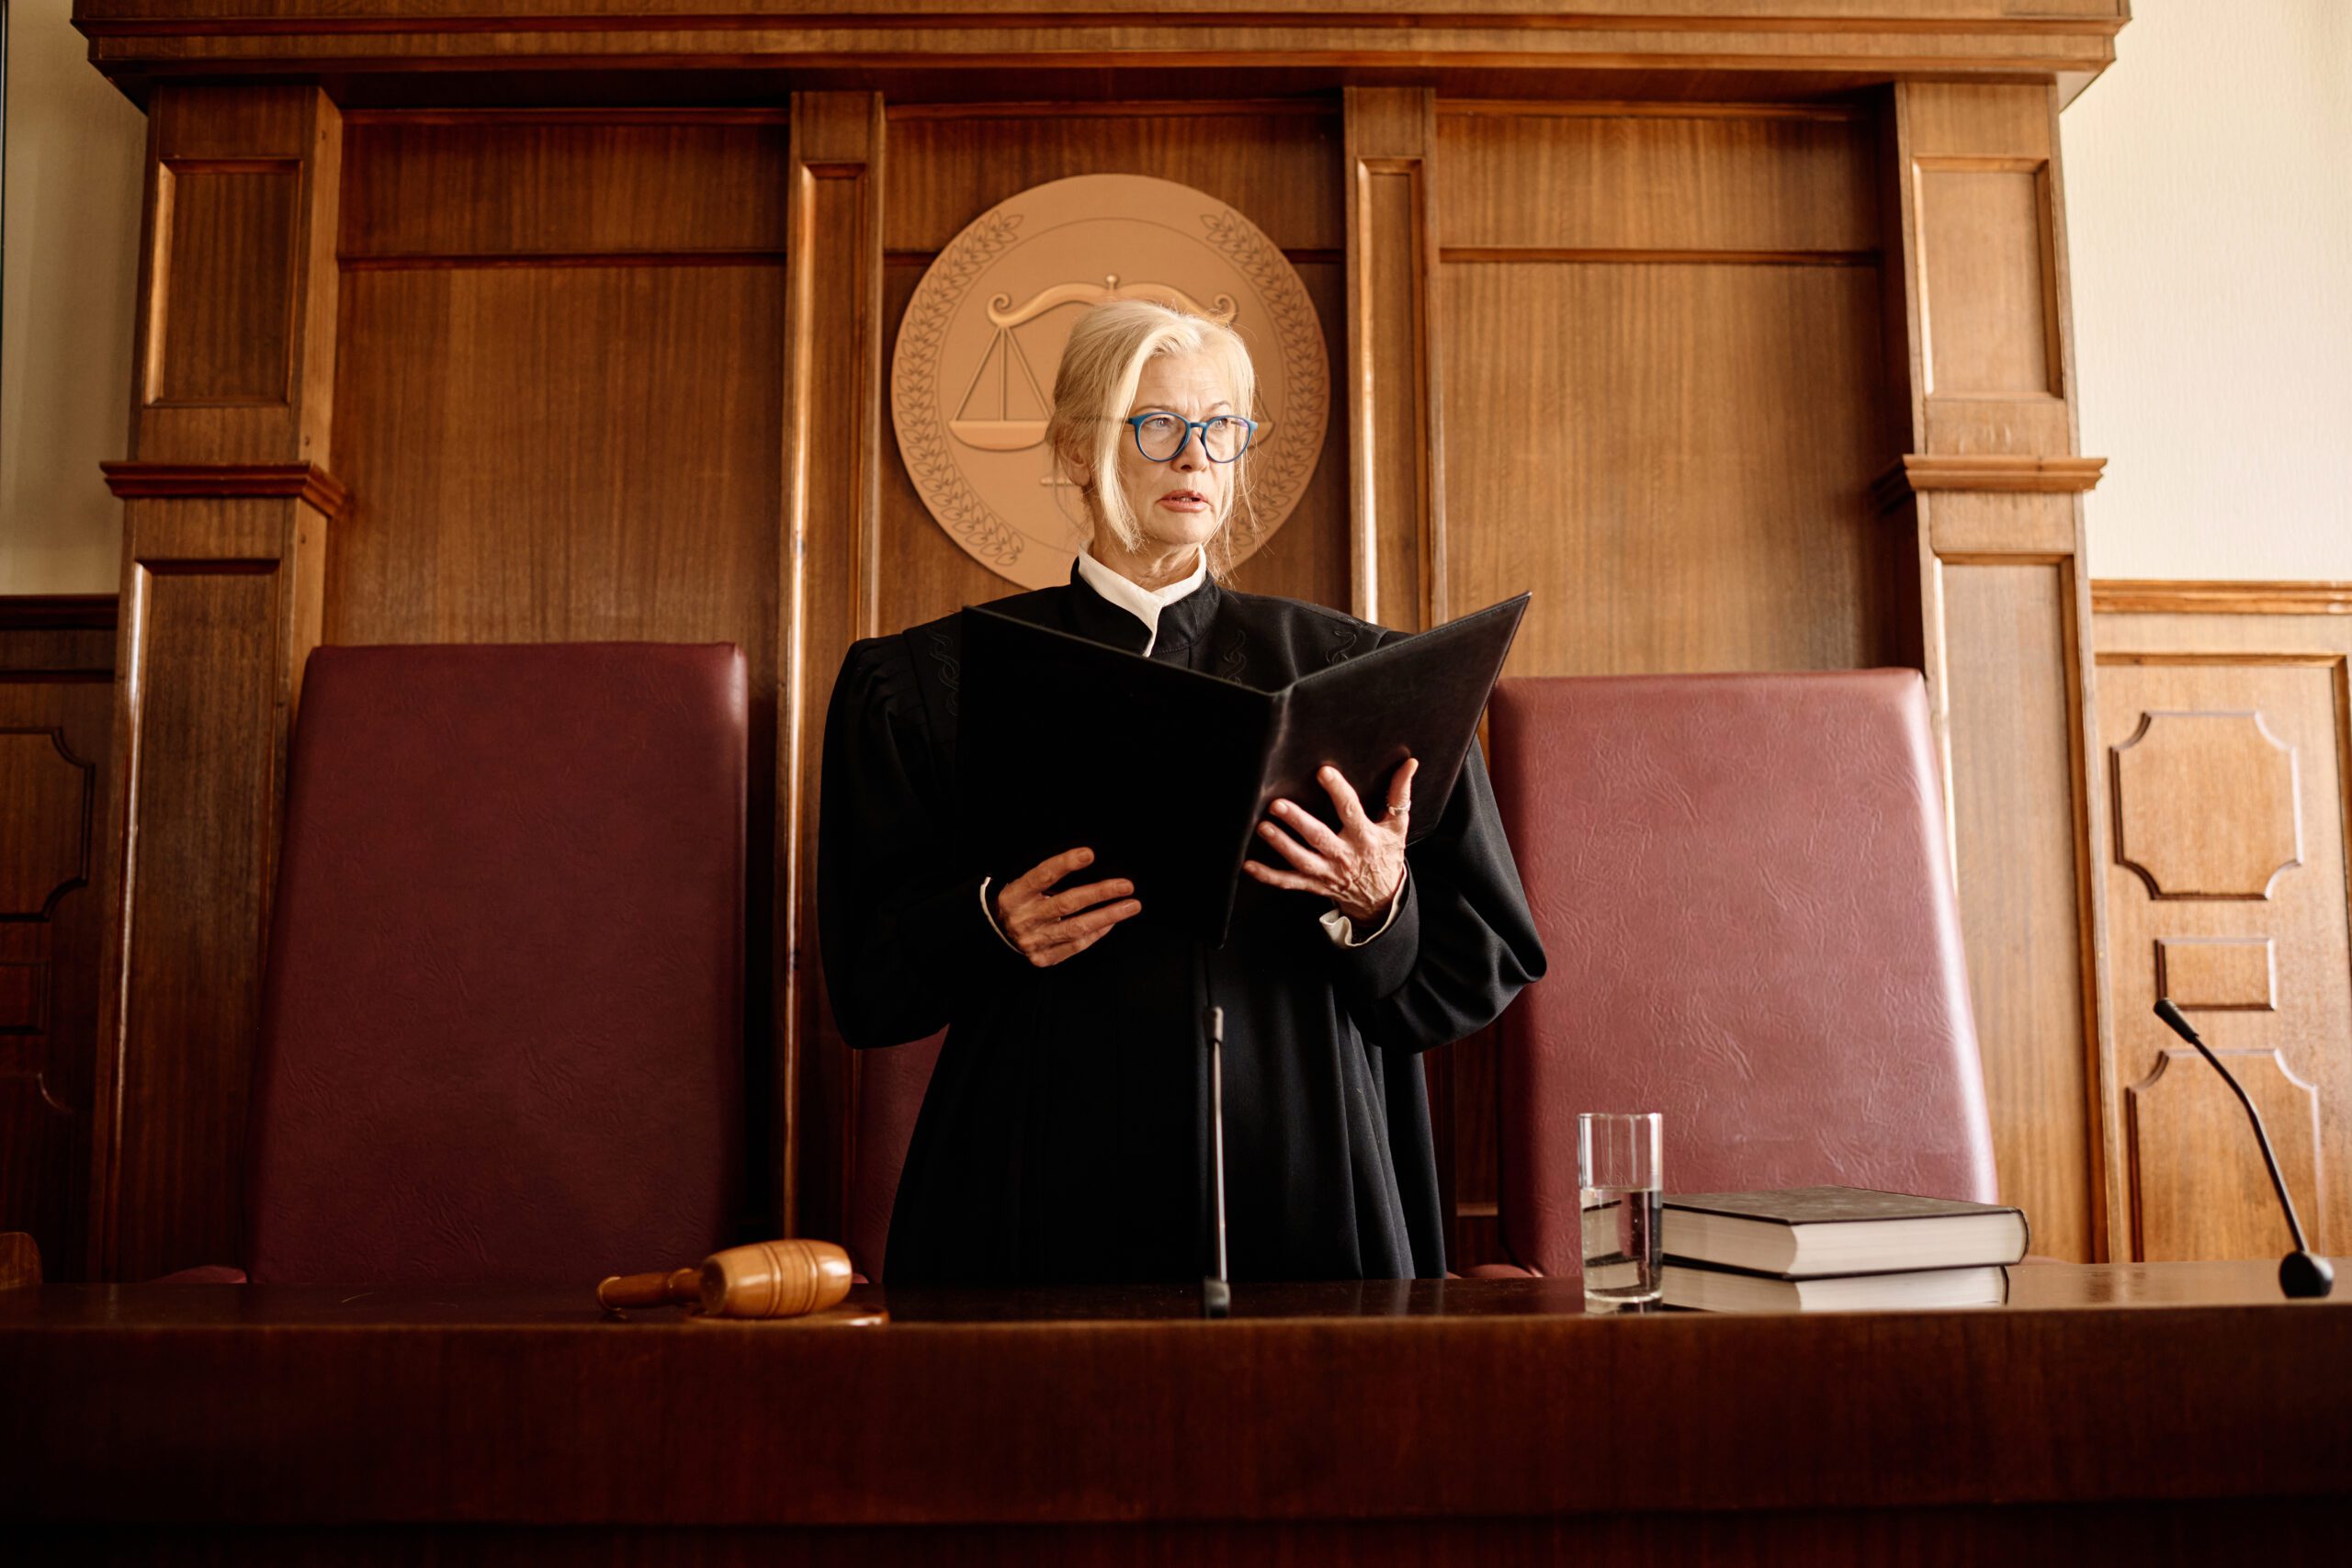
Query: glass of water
xmin=1578 ymin=1111 xmax=1663 ymax=1312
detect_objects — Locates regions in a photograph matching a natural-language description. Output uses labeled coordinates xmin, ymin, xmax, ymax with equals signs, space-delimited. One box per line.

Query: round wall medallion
xmin=891 ymin=174 xmax=1330 ymax=591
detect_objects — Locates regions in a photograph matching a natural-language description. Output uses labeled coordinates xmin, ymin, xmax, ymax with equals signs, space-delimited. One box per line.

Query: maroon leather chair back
xmin=244 ymin=643 xmax=747 ymax=1285
xmin=1487 ymin=671 xmax=1997 ymax=1278
xmin=844 ymin=1031 xmax=944 ymax=1281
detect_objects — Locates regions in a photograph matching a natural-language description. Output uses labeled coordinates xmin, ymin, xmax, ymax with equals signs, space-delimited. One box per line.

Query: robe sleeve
xmin=817 ymin=637 xmax=1029 ymax=1049
xmin=1323 ymin=716 xmax=1549 ymax=1055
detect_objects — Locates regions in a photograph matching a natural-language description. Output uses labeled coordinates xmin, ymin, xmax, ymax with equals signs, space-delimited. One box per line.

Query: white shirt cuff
xmin=977 ymin=874 xmax=1023 ymax=953
xmin=1318 ymin=866 xmax=1408 ymax=948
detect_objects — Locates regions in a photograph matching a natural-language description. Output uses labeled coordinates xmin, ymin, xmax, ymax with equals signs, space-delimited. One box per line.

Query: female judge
xmin=818 ymin=299 xmax=1545 ymax=1286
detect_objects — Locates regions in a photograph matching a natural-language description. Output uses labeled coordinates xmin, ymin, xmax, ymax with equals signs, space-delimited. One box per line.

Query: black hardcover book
xmin=1660 ymin=1186 xmax=2031 ymax=1278
xmin=959 ymin=592 xmax=1531 ymax=945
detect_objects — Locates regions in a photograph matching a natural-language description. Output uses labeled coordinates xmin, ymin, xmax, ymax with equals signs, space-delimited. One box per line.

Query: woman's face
xmin=1102 ymin=349 xmax=1239 ymax=553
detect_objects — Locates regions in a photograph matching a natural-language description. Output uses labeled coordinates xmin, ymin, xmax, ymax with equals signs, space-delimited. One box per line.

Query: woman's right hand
xmin=993 ymin=847 xmax=1142 ymax=968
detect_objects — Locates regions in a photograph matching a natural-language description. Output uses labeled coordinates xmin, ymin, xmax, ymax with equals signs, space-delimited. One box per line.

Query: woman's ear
xmin=1057 ymin=441 xmax=1092 ymax=494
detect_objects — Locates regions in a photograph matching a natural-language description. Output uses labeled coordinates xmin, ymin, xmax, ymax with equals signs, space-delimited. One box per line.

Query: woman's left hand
xmin=1244 ymin=758 xmax=1419 ymax=922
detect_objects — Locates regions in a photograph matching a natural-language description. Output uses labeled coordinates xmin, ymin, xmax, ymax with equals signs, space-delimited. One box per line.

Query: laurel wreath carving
xmin=1197 ymin=210 xmax=1329 ymax=533
xmin=894 ymin=210 xmax=1030 ymax=570
xmin=896 ymin=197 xmax=1329 ymax=582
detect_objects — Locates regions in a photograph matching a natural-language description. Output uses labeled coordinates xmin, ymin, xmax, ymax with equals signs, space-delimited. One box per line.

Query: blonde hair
xmin=1045 ymin=299 xmax=1260 ymax=580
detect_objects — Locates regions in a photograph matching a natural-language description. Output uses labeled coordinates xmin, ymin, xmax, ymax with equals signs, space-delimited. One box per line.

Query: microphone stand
xmin=1202 ymin=1002 xmax=1230 ymax=1318
xmin=2153 ymin=998 xmax=2334 ymax=1299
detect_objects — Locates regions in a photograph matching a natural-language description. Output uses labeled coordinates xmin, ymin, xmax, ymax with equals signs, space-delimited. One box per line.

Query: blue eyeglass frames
xmin=1124 ymin=411 xmax=1258 ymax=464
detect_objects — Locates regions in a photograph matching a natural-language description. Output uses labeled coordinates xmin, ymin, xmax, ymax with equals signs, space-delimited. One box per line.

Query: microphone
xmin=2152 ymin=998 xmax=2334 ymax=1299
xmin=1203 ymin=1003 xmax=1231 ymax=1319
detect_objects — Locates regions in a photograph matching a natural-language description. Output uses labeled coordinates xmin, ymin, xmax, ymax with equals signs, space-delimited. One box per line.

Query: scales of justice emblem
xmin=892 ymin=175 xmax=1330 ymax=592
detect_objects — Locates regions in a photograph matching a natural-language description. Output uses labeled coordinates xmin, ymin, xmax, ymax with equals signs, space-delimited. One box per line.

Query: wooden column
xmin=88 ymin=87 xmax=343 ymax=1279
xmin=1344 ymin=85 xmax=1477 ymax=1255
xmin=1341 ymin=87 xmax=1446 ymax=632
xmin=1876 ymin=82 xmax=2116 ymax=1262
xmin=779 ymin=92 xmax=885 ymax=1238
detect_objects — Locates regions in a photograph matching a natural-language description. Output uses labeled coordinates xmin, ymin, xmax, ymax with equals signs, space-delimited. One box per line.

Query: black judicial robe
xmin=816 ymin=562 xmax=1548 ymax=1285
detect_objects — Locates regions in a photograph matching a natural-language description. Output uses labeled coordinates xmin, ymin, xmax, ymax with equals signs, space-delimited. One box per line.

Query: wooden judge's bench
xmin=6 ymin=1266 xmax=2350 ymax=1562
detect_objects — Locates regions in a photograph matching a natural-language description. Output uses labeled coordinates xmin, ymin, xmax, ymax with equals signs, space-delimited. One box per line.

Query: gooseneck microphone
xmin=1203 ymin=1003 xmax=1231 ymax=1319
xmin=2152 ymin=998 xmax=2334 ymax=1299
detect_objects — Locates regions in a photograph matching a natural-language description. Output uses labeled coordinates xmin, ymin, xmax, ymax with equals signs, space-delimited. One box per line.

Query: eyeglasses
xmin=1124 ymin=412 xmax=1258 ymax=464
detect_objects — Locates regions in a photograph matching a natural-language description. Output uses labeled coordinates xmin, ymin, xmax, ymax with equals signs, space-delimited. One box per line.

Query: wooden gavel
xmin=597 ymin=1239 xmax=854 ymax=1318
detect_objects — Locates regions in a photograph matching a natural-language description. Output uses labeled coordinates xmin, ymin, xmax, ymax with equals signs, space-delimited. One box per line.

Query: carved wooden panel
xmin=2156 ymin=937 xmax=2278 ymax=1012
xmin=1900 ymin=84 xmax=2071 ymax=459
xmin=133 ymin=87 xmax=342 ymax=466
xmin=150 ymin=165 xmax=300 ymax=404
xmin=2093 ymin=648 xmax=2352 ymax=1263
xmin=0 ymin=603 xmax=117 ymax=1280
xmin=2112 ymin=711 xmax=2302 ymax=900
xmin=0 ymin=731 xmax=92 ymax=919
xmin=2126 ymin=1047 xmax=2320 ymax=1263
xmin=1915 ymin=166 xmax=2056 ymax=399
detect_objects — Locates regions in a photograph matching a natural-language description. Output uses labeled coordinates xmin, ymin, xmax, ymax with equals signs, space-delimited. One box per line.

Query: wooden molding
xmin=2092 ymin=581 xmax=2352 ymax=617
xmin=75 ymin=4 xmax=2128 ymax=97
xmin=1872 ymin=453 xmax=2105 ymax=513
xmin=100 ymin=462 xmax=351 ymax=520
xmin=0 ymin=597 xmax=120 ymax=634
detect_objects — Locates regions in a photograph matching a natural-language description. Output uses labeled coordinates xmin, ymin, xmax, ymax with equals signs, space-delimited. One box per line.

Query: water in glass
xmin=1579 ymin=1184 xmax=1662 ymax=1309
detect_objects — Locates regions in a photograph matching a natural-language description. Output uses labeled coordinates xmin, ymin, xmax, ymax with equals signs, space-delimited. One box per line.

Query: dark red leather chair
xmin=844 ymin=1032 xmax=944 ymax=1281
xmin=232 ymin=643 xmax=747 ymax=1285
xmin=1481 ymin=671 xmax=1998 ymax=1279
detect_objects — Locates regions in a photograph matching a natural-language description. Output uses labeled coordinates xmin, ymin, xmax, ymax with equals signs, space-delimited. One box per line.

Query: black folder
xmin=960 ymin=592 xmax=1531 ymax=946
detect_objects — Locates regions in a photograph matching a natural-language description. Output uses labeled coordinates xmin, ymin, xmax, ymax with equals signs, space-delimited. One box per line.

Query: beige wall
xmin=2063 ymin=0 xmax=2352 ymax=581
xmin=1 ymin=0 xmax=144 ymax=594
xmin=1 ymin=2 xmax=2346 ymax=593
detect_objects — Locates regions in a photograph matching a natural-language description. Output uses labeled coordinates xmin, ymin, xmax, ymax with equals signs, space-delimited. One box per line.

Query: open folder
xmin=959 ymin=592 xmax=1531 ymax=946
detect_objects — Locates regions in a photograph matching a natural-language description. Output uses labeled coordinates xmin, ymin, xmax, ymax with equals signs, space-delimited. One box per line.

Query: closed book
xmin=1661 ymin=1258 xmax=2011 ymax=1314
xmin=960 ymin=592 xmax=1530 ymax=945
xmin=1660 ymin=1185 xmax=2030 ymax=1278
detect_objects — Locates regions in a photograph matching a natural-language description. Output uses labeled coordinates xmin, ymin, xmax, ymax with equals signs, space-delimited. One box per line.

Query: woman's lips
xmin=1159 ymin=492 xmax=1210 ymax=511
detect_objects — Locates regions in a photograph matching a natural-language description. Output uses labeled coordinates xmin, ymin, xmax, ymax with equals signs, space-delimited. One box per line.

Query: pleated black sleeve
xmin=1319 ymin=649 xmax=1549 ymax=1054
xmin=816 ymin=636 xmax=1023 ymax=1051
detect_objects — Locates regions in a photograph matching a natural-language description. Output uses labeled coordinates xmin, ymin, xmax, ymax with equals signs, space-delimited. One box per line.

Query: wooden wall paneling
xmin=0 ymin=599 xmax=118 ymax=1280
xmin=2091 ymin=590 xmax=2352 ymax=1263
xmin=1437 ymin=100 xmax=1894 ymax=683
xmin=783 ymin=93 xmax=885 ymax=1240
xmin=88 ymin=84 xmax=345 ymax=1280
xmin=326 ymin=111 xmax=789 ymax=1236
xmin=1877 ymin=81 xmax=2112 ymax=1261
